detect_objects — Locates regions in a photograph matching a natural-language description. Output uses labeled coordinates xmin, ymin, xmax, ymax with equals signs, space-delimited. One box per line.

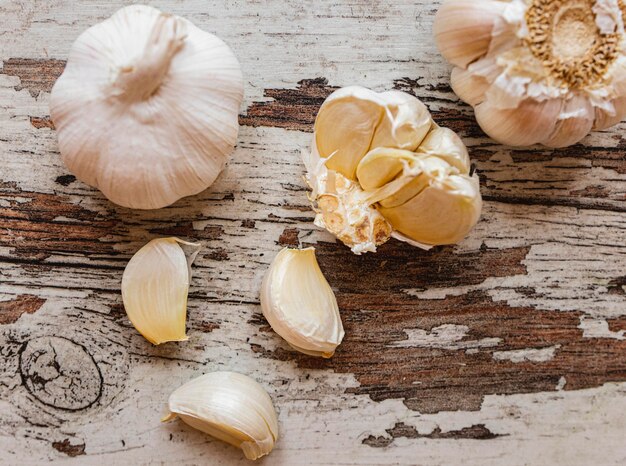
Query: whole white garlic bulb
xmin=260 ymin=247 xmax=344 ymax=358
xmin=163 ymin=372 xmax=279 ymax=460
xmin=305 ymin=86 xmax=482 ymax=254
xmin=435 ymin=0 xmax=626 ymax=147
xmin=50 ymin=5 xmax=244 ymax=209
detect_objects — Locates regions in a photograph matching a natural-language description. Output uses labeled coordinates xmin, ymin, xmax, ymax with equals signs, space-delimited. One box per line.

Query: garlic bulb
xmin=50 ymin=5 xmax=244 ymax=209
xmin=163 ymin=371 xmax=279 ymax=460
xmin=305 ymin=86 xmax=482 ymax=254
xmin=122 ymin=237 xmax=200 ymax=345
xmin=435 ymin=0 xmax=626 ymax=147
xmin=260 ymin=248 xmax=344 ymax=358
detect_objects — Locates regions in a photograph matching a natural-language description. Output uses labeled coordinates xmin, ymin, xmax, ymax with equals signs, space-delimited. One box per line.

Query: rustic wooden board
xmin=1 ymin=1 xmax=625 ymax=464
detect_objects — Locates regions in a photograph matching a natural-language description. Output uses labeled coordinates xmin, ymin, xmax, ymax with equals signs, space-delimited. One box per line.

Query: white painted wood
xmin=0 ymin=1 xmax=625 ymax=464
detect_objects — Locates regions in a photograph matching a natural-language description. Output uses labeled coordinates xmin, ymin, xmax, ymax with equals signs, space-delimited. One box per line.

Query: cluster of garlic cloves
xmin=122 ymin=237 xmax=200 ymax=345
xmin=306 ymin=86 xmax=482 ymax=254
xmin=50 ymin=5 xmax=244 ymax=209
xmin=163 ymin=372 xmax=279 ymax=460
xmin=435 ymin=0 xmax=626 ymax=147
xmin=261 ymin=248 xmax=344 ymax=358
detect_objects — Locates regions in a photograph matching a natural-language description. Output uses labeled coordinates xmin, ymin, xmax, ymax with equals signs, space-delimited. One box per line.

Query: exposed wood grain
xmin=1 ymin=0 xmax=625 ymax=464
xmin=1 ymin=58 xmax=65 ymax=97
xmin=362 ymin=422 xmax=502 ymax=447
xmin=51 ymin=439 xmax=86 ymax=457
xmin=0 ymin=294 xmax=45 ymax=324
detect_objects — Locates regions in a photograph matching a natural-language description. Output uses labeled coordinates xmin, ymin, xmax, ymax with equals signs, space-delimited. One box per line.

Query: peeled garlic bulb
xmin=260 ymin=248 xmax=344 ymax=358
xmin=50 ymin=5 xmax=244 ymax=209
xmin=305 ymin=86 xmax=482 ymax=254
xmin=122 ymin=237 xmax=200 ymax=345
xmin=163 ymin=372 xmax=278 ymax=460
xmin=435 ymin=0 xmax=626 ymax=147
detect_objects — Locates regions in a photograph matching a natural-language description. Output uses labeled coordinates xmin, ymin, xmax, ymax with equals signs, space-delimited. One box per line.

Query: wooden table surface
xmin=1 ymin=1 xmax=625 ymax=464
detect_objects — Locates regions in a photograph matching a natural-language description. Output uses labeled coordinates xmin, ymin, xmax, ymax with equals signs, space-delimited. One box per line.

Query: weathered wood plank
xmin=1 ymin=0 xmax=625 ymax=464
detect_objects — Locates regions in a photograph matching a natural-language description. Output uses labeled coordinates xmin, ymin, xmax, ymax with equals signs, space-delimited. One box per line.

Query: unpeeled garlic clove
xmin=543 ymin=96 xmax=594 ymax=148
xmin=163 ymin=371 xmax=278 ymax=460
xmin=434 ymin=0 xmax=505 ymax=68
xmin=122 ymin=237 xmax=200 ymax=345
xmin=450 ymin=66 xmax=489 ymax=106
xmin=371 ymin=90 xmax=433 ymax=151
xmin=593 ymin=96 xmax=626 ymax=131
xmin=474 ymin=98 xmax=562 ymax=147
xmin=356 ymin=147 xmax=419 ymax=191
xmin=378 ymin=156 xmax=453 ymax=209
xmin=416 ymin=126 xmax=470 ymax=173
xmin=315 ymin=87 xmax=384 ymax=179
xmin=379 ymin=175 xmax=482 ymax=246
xmin=260 ymin=248 xmax=344 ymax=358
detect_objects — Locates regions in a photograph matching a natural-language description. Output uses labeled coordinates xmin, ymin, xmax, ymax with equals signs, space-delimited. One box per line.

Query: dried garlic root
xmin=435 ymin=0 xmax=626 ymax=147
xmin=122 ymin=237 xmax=200 ymax=345
xmin=305 ymin=87 xmax=482 ymax=254
xmin=163 ymin=372 xmax=279 ymax=460
xmin=261 ymin=248 xmax=344 ymax=358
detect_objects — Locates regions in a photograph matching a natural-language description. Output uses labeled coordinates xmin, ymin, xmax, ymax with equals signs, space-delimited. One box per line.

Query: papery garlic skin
xmin=163 ymin=372 xmax=279 ymax=461
xmin=306 ymin=86 xmax=482 ymax=254
xmin=50 ymin=5 xmax=244 ymax=209
xmin=122 ymin=237 xmax=200 ymax=345
xmin=435 ymin=0 xmax=626 ymax=147
xmin=260 ymin=248 xmax=344 ymax=357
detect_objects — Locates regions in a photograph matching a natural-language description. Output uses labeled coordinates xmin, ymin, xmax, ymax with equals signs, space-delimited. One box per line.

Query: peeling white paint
xmin=493 ymin=345 xmax=561 ymax=363
xmin=391 ymin=324 xmax=501 ymax=350
xmin=579 ymin=317 xmax=625 ymax=340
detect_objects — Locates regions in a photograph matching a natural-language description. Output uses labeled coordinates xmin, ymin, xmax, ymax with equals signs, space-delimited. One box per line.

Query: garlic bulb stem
xmin=113 ymin=13 xmax=187 ymax=101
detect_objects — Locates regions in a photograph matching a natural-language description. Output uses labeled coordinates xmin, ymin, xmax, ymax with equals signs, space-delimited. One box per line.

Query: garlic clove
xmin=542 ymin=96 xmax=594 ymax=147
xmin=474 ymin=98 xmax=563 ymax=147
xmin=593 ymin=96 xmax=626 ymax=131
xmin=315 ymin=87 xmax=384 ymax=179
xmin=434 ymin=0 xmax=505 ymax=68
xmin=122 ymin=237 xmax=200 ymax=345
xmin=450 ymin=66 xmax=489 ymax=107
xmin=377 ymin=155 xmax=454 ymax=208
xmin=260 ymin=248 xmax=344 ymax=358
xmin=163 ymin=371 xmax=279 ymax=460
xmin=371 ymin=91 xmax=433 ymax=151
xmin=379 ymin=175 xmax=482 ymax=246
xmin=356 ymin=147 xmax=419 ymax=191
xmin=416 ymin=126 xmax=470 ymax=173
